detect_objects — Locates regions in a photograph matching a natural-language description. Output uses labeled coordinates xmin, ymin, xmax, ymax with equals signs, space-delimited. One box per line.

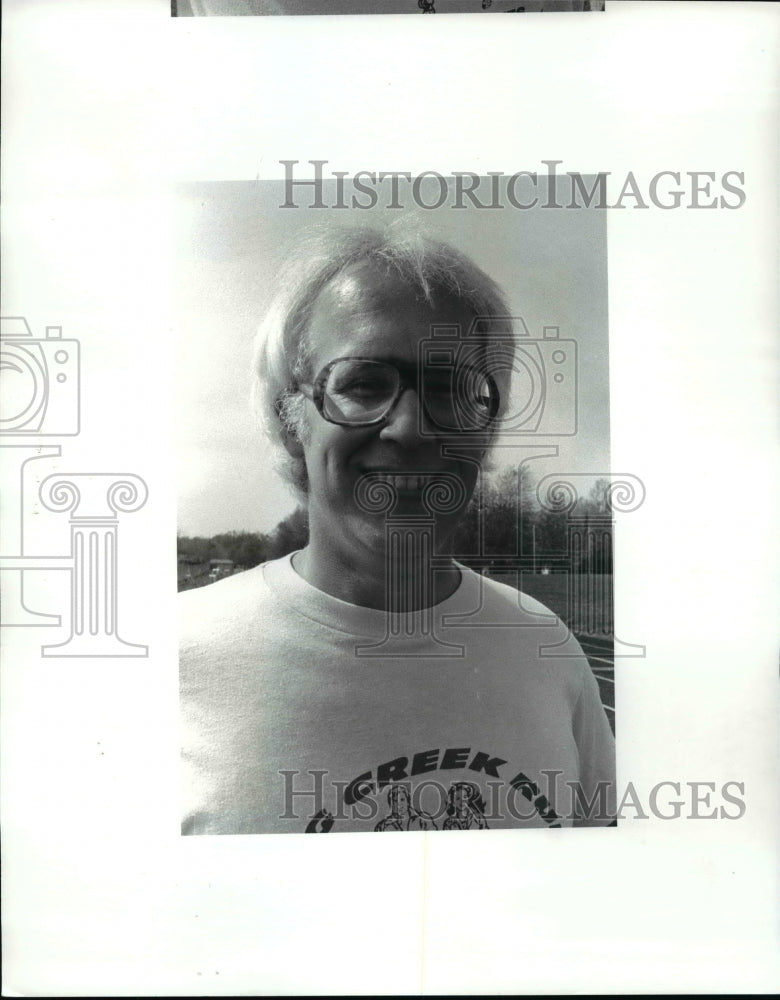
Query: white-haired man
xmin=180 ymin=226 xmax=615 ymax=834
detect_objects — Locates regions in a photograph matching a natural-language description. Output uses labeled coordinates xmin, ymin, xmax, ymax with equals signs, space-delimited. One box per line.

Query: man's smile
xmin=357 ymin=469 xmax=460 ymax=493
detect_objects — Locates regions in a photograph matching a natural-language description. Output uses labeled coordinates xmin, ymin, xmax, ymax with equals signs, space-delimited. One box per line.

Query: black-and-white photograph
xmin=173 ymin=1 xmax=605 ymax=16
xmin=177 ymin=173 xmax=616 ymax=835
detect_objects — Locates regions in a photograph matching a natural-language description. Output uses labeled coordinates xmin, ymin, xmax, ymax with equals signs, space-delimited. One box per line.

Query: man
xmin=374 ymin=784 xmax=437 ymax=832
xmin=443 ymin=782 xmax=490 ymax=831
xmin=180 ymin=225 xmax=615 ymax=834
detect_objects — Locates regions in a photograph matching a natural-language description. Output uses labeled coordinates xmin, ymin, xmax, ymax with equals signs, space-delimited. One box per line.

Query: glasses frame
xmin=297 ymin=356 xmax=500 ymax=430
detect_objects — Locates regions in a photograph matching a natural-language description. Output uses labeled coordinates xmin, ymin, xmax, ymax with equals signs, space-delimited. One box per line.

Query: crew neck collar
xmin=262 ymin=551 xmax=476 ymax=640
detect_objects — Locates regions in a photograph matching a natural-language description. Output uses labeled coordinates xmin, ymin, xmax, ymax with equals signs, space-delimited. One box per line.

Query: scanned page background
xmin=2 ymin=1 xmax=778 ymax=994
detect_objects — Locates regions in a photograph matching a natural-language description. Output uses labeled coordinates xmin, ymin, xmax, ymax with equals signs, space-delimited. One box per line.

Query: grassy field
xmin=493 ymin=571 xmax=614 ymax=638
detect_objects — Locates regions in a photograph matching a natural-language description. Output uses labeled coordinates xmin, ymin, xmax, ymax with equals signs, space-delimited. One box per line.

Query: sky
xmin=175 ymin=176 xmax=609 ymax=536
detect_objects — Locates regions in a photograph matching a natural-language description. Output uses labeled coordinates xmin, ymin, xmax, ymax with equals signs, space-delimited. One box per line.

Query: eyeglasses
xmin=298 ymin=357 xmax=500 ymax=431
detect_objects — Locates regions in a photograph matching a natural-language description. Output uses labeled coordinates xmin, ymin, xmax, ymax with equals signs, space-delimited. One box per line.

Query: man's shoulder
xmin=455 ymin=566 xmax=591 ymax=677
xmin=178 ymin=563 xmax=270 ymax=647
xmin=456 ymin=565 xmax=562 ymax=626
xmin=179 ymin=562 xmax=266 ymax=602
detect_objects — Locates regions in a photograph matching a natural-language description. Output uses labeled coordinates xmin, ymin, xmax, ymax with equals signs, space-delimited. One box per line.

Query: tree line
xmin=178 ymin=473 xmax=614 ymax=590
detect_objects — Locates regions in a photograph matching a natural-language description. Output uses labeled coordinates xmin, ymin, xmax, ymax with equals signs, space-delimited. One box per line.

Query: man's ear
xmin=275 ymin=396 xmax=306 ymax=458
xmin=280 ymin=423 xmax=305 ymax=459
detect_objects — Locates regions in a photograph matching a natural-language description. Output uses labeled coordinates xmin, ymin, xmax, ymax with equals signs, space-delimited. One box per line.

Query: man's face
xmin=295 ymin=261 xmax=485 ymax=562
xmin=391 ymin=786 xmax=411 ymax=816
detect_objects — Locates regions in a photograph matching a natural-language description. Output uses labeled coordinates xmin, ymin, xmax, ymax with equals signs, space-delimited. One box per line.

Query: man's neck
xmin=292 ymin=538 xmax=461 ymax=612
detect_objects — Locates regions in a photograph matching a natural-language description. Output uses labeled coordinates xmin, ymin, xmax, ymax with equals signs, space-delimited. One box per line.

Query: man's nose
xmin=379 ymin=386 xmax=431 ymax=446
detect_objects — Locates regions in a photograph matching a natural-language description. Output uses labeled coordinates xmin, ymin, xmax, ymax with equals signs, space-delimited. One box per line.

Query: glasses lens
xmin=422 ymin=367 xmax=498 ymax=431
xmin=322 ymin=360 xmax=399 ymax=424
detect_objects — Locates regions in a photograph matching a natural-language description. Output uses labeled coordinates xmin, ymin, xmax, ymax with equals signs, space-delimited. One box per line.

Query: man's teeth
xmin=371 ymin=473 xmax=437 ymax=491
